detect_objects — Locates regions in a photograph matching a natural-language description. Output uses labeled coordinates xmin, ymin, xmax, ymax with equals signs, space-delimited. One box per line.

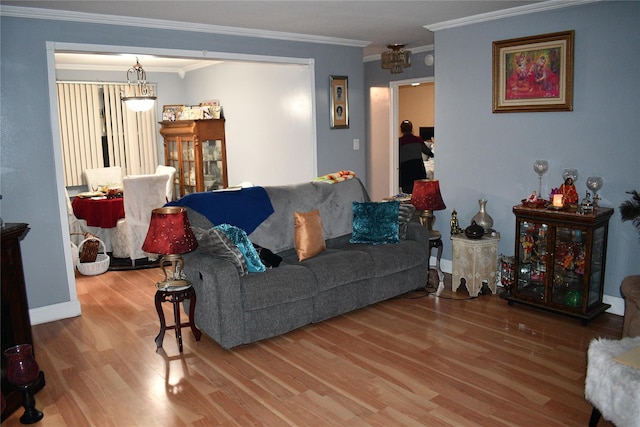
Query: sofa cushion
xmin=398 ymin=203 xmax=416 ymax=240
xmin=300 ymin=248 xmax=374 ymax=292
xmin=350 ymin=200 xmax=400 ymax=245
xmin=294 ymin=209 xmax=326 ymax=261
xmin=191 ymin=226 xmax=248 ymax=276
xmin=248 ymin=178 xmax=369 ymax=253
xmin=354 ymin=239 xmax=426 ymax=277
xmin=240 ymin=265 xmax=316 ymax=311
xmin=216 ymin=224 xmax=266 ymax=273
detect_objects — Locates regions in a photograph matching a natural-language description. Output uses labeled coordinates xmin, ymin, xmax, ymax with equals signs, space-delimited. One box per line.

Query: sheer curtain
xmin=57 ymin=82 xmax=158 ymax=186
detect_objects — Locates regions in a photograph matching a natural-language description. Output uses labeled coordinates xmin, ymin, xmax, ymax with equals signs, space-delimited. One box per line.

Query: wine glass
xmin=4 ymin=344 xmax=44 ymax=424
xmin=586 ymin=176 xmax=603 ymax=207
xmin=533 ymin=160 xmax=549 ymax=198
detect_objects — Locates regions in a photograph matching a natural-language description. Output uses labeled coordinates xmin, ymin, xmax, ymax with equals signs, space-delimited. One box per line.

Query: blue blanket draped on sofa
xmin=166 ymin=187 xmax=274 ymax=234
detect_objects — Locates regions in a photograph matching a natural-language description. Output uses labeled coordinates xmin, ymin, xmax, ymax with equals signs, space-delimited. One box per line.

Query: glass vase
xmin=471 ymin=199 xmax=494 ymax=234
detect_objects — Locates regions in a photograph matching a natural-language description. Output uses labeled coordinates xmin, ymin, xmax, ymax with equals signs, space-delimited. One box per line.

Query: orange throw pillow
xmin=294 ymin=209 xmax=326 ymax=261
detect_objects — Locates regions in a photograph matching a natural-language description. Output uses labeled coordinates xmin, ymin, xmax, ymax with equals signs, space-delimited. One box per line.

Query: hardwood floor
xmin=4 ymin=267 xmax=621 ymax=426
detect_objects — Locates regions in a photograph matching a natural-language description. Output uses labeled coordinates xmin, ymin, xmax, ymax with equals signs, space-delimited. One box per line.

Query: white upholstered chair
xmin=155 ymin=165 xmax=177 ymax=201
xmin=83 ymin=166 xmax=123 ymax=191
xmin=111 ymin=174 xmax=170 ymax=261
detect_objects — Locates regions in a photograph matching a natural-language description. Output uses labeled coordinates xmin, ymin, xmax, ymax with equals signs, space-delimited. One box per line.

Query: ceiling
xmin=4 ymin=1 xmax=546 ymax=58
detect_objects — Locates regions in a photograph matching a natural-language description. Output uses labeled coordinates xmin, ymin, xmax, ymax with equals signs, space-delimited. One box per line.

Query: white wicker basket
xmin=77 ymin=237 xmax=110 ymax=276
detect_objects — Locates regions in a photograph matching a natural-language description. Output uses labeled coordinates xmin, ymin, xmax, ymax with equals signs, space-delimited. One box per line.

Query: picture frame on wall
xmin=330 ymin=75 xmax=349 ymax=128
xmin=492 ymin=30 xmax=574 ymax=113
xmin=162 ymin=104 xmax=184 ymax=121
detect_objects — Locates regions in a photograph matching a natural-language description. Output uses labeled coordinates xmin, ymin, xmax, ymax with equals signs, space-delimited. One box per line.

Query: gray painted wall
xmin=434 ymin=1 xmax=640 ymax=298
xmin=0 ymin=15 xmax=365 ymax=316
xmin=365 ymin=1 xmax=639 ymax=302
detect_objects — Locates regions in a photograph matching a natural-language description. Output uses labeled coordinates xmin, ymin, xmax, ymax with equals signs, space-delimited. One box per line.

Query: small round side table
xmin=154 ymin=283 xmax=202 ymax=353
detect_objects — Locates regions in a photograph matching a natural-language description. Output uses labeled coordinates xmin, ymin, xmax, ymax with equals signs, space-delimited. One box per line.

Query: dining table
xmin=72 ymin=195 xmax=125 ymax=228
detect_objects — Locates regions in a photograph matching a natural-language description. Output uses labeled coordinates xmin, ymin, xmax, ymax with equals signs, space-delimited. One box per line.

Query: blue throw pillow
xmin=216 ymin=224 xmax=266 ymax=273
xmin=350 ymin=200 xmax=400 ymax=245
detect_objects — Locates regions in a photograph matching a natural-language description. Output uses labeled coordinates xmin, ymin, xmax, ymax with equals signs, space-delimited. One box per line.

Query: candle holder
xmin=4 ymin=344 xmax=44 ymax=424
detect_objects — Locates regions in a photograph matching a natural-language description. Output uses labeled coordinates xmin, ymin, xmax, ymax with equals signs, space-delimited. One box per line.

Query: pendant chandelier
xmin=121 ymin=57 xmax=156 ymax=112
xmin=381 ymin=44 xmax=411 ymax=74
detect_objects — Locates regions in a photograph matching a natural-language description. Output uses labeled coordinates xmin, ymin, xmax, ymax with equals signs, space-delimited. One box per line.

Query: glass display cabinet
xmin=159 ymin=119 xmax=227 ymax=198
xmin=507 ymin=205 xmax=614 ymax=324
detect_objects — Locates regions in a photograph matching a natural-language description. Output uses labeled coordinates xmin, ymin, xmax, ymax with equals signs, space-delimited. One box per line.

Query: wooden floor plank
xmin=2 ymin=268 xmax=620 ymax=426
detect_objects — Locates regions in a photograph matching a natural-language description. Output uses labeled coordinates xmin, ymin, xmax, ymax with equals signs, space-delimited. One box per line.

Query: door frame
xmin=389 ymin=77 xmax=435 ymax=195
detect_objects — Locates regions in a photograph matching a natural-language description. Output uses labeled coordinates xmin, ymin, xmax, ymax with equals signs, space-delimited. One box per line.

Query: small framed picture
xmin=493 ymin=30 xmax=574 ymax=113
xmin=330 ymin=75 xmax=349 ymax=129
xmin=162 ymin=104 xmax=183 ymax=121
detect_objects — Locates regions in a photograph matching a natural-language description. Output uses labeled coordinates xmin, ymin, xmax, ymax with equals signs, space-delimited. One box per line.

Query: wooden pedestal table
xmin=451 ymin=233 xmax=500 ymax=297
xmin=429 ymin=230 xmax=444 ymax=290
xmin=154 ymin=284 xmax=202 ymax=353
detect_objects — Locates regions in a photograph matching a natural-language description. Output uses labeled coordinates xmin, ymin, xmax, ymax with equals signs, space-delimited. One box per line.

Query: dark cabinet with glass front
xmin=159 ymin=119 xmax=227 ymax=198
xmin=507 ymin=205 xmax=614 ymax=323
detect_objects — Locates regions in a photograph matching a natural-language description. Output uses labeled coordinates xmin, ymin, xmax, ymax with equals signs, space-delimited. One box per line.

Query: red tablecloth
xmin=72 ymin=197 xmax=125 ymax=228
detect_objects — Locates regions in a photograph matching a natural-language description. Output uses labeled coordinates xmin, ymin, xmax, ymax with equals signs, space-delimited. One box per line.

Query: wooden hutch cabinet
xmin=159 ymin=119 xmax=227 ymax=198
xmin=507 ymin=205 xmax=614 ymax=324
xmin=1 ymin=223 xmax=45 ymax=421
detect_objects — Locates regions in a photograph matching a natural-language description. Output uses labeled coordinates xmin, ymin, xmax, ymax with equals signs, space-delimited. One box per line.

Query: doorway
xmin=367 ymin=77 xmax=434 ymax=201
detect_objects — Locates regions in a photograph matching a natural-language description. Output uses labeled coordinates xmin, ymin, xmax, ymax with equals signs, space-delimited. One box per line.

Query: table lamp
xmin=410 ymin=179 xmax=446 ymax=231
xmin=142 ymin=206 xmax=198 ymax=288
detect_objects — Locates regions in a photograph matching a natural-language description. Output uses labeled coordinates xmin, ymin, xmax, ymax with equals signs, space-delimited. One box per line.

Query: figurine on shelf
xmin=450 ymin=210 xmax=463 ymax=235
xmin=521 ymin=234 xmax=534 ymax=262
xmin=526 ymin=191 xmax=538 ymax=202
xmin=559 ymin=176 xmax=579 ymax=204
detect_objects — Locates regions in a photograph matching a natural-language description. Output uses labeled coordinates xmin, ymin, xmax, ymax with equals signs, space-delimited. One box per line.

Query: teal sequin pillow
xmin=350 ymin=200 xmax=400 ymax=245
xmin=216 ymin=224 xmax=266 ymax=273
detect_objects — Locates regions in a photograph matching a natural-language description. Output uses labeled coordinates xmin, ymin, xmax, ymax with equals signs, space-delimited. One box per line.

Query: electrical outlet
xmin=353 ymin=139 xmax=360 ymax=150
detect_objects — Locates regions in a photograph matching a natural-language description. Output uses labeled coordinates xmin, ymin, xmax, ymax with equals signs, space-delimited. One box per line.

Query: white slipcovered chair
xmin=111 ymin=174 xmax=170 ymax=261
xmin=155 ymin=165 xmax=177 ymax=201
xmin=83 ymin=166 xmax=123 ymax=191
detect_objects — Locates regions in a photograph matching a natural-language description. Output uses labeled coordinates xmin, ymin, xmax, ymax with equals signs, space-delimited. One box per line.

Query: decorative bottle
xmin=471 ymin=199 xmax=494 ymax=233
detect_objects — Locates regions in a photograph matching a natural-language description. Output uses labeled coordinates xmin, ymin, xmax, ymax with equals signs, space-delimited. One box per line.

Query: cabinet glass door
xmin=551 ymin=226 xmax=587 ymax=309
xmin=181 ymin=138 xmax=197 ymax=195
xmin=202 ymin=139 xmax=224 ymax=191
xmin=588 ymin=225 xmax=605 ymax=307
xmin=516 ymin=220 xmax=548 ymax=302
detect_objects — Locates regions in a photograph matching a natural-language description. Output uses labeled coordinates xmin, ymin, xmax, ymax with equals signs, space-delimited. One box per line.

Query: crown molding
xmin=425 ymin=0 xmax=601 ymax=32
xmin=0 ymin=5 xmax=370 ymax=48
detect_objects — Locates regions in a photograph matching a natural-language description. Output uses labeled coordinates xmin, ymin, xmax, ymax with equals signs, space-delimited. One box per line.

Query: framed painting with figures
xmin=493 ymin=30 xmax=574 ymax=113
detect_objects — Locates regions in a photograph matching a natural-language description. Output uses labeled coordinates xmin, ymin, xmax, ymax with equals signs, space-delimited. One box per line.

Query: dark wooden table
xmin=154 ymin=285 xmax=202 ymax=353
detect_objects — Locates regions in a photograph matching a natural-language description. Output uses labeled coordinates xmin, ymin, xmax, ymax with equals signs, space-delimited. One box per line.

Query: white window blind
xmin=57 ymin=82 xmax=158 ymax=187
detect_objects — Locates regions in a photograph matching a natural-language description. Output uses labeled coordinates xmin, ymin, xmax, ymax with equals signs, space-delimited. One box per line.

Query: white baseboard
xmin=30 ymin=299 xmax=82 ymax=325
xmin=432 ymin=257 xmax=624 ymax=316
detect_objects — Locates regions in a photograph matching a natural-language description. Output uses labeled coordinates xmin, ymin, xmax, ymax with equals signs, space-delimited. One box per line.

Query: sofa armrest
xmin=405 ymin=221 xmax=430 ymax=251
xmin=183 ymin=251 xmax=245 ymax=349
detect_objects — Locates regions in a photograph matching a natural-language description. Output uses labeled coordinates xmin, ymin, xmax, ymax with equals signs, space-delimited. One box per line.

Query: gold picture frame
xmin=330 ymin=75 xmax=349 ymax=128
xmin=162 ymin=104 xmax=184 ymax=121
xmin=492 ymin=30 xmax=574 ymax=113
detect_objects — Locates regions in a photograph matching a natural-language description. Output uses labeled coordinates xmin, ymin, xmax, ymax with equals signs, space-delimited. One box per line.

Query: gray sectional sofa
xmin=183 ymin=178 xmax=429 ymax=349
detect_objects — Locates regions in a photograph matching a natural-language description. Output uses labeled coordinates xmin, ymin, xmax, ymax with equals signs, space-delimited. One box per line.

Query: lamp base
xmin=155 ymin=279 xmax=191 ymax=290
xmin=158 ymin=254 xmax=190 ymax=288
xmin=418 ymin=209 xmax=436 ymax=231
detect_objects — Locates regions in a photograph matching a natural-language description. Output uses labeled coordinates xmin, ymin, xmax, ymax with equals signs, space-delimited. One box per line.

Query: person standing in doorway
xmin=399 ymin=120 xmax=434 ymax=194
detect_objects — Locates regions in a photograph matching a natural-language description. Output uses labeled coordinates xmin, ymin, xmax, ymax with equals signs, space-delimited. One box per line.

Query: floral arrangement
xmin=549 ymin=187 xmax=560 ymax=199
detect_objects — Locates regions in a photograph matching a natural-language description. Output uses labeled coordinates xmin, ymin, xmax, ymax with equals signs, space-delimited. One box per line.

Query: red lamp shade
xmin=411 ymin=179 xmax=446 ymax=211
xmin=142 ymin=206 xmax=198 ymax=255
